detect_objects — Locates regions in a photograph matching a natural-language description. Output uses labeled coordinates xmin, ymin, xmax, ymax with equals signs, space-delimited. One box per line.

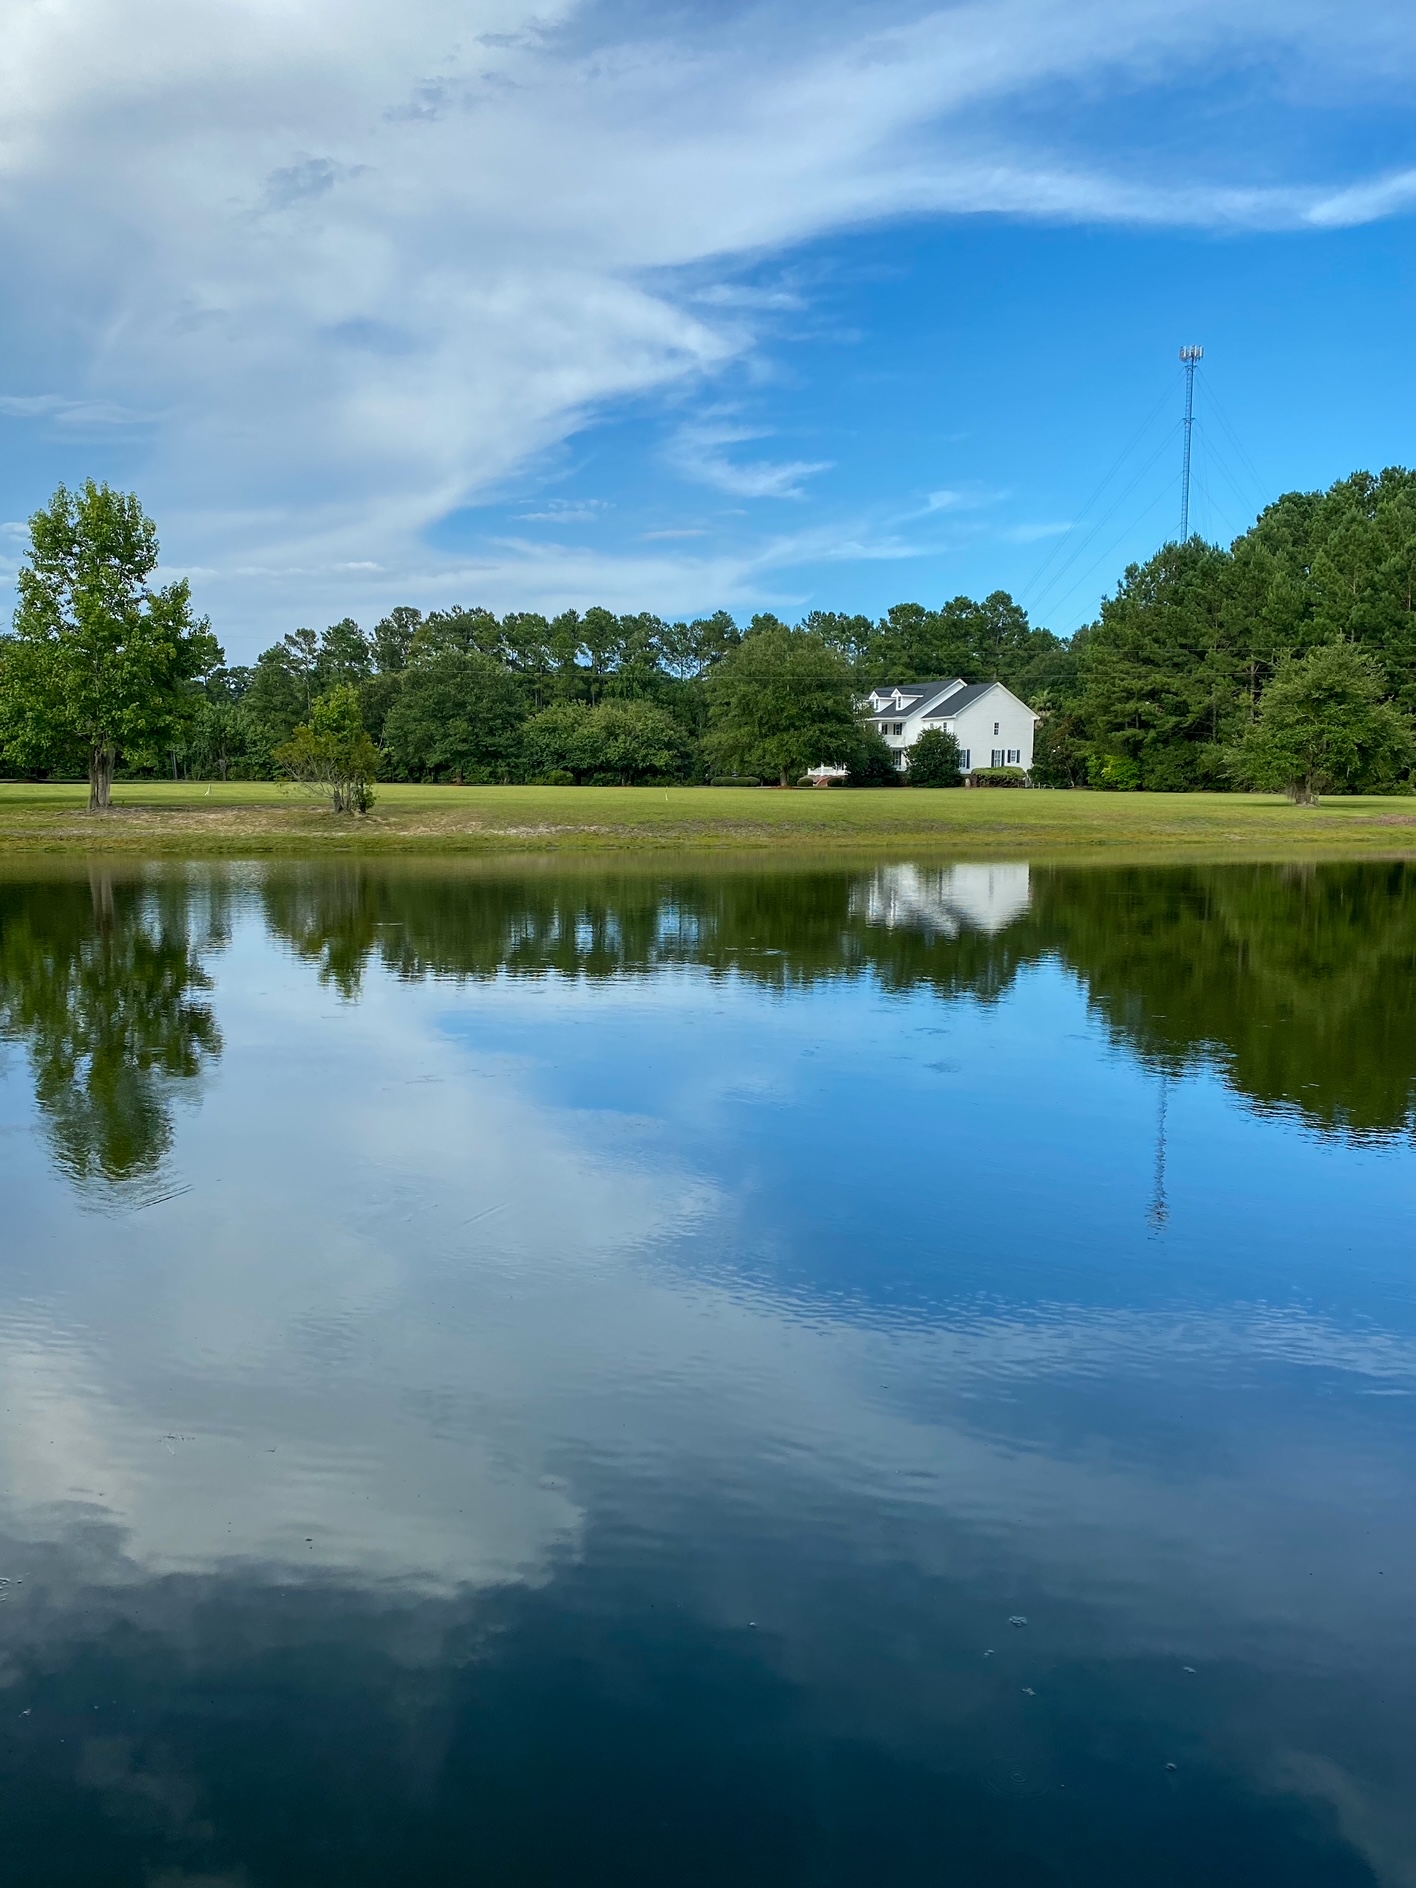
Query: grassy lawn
xmin=1 ymin=778 xmax=1415 ymax=859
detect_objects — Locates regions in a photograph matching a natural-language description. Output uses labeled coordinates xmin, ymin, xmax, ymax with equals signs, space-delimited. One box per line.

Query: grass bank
xmin=3 ymin=779 xmax=1416 ymax=860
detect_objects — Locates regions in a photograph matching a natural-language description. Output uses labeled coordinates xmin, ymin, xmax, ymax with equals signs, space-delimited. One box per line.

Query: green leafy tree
xmin=414 ymin=606 xmax=503 ymax=662
xmin=186 ymin=678 xmax=255 ymax=782
xmin=372 ymin=606 xmax=422 ymax=674
xmin=281 ymin=629 xmax=322 ymax=710
xmin=704 ymin=624 xmax=859 ymax=786
xmin=317 ymin=617 xmax=372 ymax=689
xmin=585 ymin=699 xmax=693 ymax=782
xmin=522 ymin=698 xmax=693 ymax=784
xmin=843 ymin=728 xmax=900 ymax=787
xmin=657 ymin=611 xmax=741 ymax=682
xmin=857 ymin=592 xmax=1064 ymax=693
xmin=906 ymin=727 xmax=964 ymax=786
xmin=1232 ymin=642 xmax=1414 ymax=803
xmin=1074 ymin=539 xmax=1236 ymax=790
xmin=382 ymin=648 xmax=526 ymax=781
xmin=1051 ymin=466 xmax=1416 ymax=788
xmin=801 ymin=610 xmax=875 ymax=666
xmin=0 ymin=481 xmax=220 ymax=808
xmin=1028 ymin=709 xmax=1089 ymax=788
xmin=241 ymin=644 xmax=311 ymax=765
xmin=501 ymin=612 xmax=557 ymax=705
xmin=276 ymin=684 xmax=380 ymax=813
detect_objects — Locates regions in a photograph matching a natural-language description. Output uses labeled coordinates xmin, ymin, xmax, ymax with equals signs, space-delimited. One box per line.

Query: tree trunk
xmin=89 ymin=743 xmax=115 ymax=811
xmin=779 ymin=766 xmax=789 ymax=787
xmin=88 ymin=866 xmax=115 ymax=928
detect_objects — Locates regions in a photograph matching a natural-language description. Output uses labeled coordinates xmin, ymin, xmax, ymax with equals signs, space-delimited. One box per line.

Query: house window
xmin=993 ymin=721 xmax=1000 ymax=735
xmin=991 ymin=749 xmax=1006 ymax=767
xmin=960 ymin=749 xmax=970 ymax=770
xmin=892 ymin=723 xmax=904 ymax=736
xmin=1006 ymin=748 xmax=1020 ymax=765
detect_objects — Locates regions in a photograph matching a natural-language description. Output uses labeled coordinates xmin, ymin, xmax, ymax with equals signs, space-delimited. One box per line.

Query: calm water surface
xmin=1 ymin=858 xmax=1414 ymax=1885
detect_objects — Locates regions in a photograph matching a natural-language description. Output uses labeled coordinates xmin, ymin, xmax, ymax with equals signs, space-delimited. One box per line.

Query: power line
xmin=1019 ymin=369 xmax=1182 ymax=614
xmin=1037 ymin=473 xmax=1180 ymax=630
xmin=1200 ymin=378 xmax=1269 ymax=521
xmin=1195 ymin=420 xmax=1255 ymax=538
xmin=1029 ymin=419 xmax=1183 ymax=623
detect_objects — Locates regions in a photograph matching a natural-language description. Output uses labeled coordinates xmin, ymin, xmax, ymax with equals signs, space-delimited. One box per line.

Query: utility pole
xmin=1179 ymin=345 xmax=1203 ymax=539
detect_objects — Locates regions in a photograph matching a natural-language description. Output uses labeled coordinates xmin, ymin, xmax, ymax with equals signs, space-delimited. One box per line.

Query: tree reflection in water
xmin=4 ymin=857 xmax=1414 ymax=1197
xmin=0 ymin=868 xmax=225 ymax=1187
xmin=260 ymin=857 xmax=1416 ymax=1141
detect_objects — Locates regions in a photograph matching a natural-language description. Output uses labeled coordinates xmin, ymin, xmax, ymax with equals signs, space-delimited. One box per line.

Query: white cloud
xmin=516 ymin=498 xmax=612 ymax=523
xmin=0 ymin=393 xmax=150 ymax=426
xmin=0 ymin=0 xmax=1412 ymax=641
xmin=666 ymin=417 xmax=833 ymax=499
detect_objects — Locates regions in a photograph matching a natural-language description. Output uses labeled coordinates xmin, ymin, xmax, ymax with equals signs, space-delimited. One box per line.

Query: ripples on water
xmin=0 ymin=858 xmax=1413 ymax=1885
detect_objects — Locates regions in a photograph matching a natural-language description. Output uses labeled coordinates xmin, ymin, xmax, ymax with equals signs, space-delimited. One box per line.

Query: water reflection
xmin=857 ymin=861 xmax=1034 ymax=935
xmin=254 ymin=857 xmax=1416 ymax=1138
xmin=0 ymin=869 xmax=225 ymax=1188
xmin=5 ymin=859 xmax=1415 ymax=1187
xmin=1 ymin=858 xmax=1414 ymax=1883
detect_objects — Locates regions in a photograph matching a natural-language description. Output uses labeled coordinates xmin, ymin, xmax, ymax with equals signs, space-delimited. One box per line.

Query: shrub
xmin=906 ymin=727 xmax=963 ymax=787
xmin=968 ymin=766 xmax=1029 ymax=788
xmin=844 ymin=729 xmax=900 ymax=788
xmin=710 ymin=775 xmax=761 ymax=786
xmin=1027 ymin=712 xmax=1088 ymax=788
xmin=537 ymin=769 xmax=576 ymax=786
xmin=1089 ymin=754 xmax=1141 ymax=791
xmin=276 ymin=684 xmax=379 ymax=813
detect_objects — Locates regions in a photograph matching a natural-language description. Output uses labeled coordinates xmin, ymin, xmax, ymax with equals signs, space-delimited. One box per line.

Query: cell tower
xmin=1179 ymin=345 xmax=1204 ymax=539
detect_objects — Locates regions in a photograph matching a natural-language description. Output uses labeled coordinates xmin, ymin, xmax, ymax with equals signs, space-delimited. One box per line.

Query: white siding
xmin=948 ymin=690 xmax=1037 ymax=772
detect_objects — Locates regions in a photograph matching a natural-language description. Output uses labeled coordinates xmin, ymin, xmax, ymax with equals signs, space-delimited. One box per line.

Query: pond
xmin=1 ymin=857 xmax=1414 ymax=1886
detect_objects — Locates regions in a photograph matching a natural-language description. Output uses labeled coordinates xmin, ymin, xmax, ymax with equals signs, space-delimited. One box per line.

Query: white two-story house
xmin=865 ymin=678 xmax=1040 ymax=776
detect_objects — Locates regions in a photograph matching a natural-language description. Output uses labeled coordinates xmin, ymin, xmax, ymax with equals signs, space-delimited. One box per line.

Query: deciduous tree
xmin=704 ymin=624 xmax=859 ymax=787
xmin=522 ymin=698 xmax=693 ymax=783
xmin=276 ymin=685 xmax=380 ymax=813
xmin=0 ymin=482 xmax=220 ymax=808
xmin=1231 ymin=641 xmax=1414 ymax=803
xmin=381 ymin=648 xmax=525 ymax=781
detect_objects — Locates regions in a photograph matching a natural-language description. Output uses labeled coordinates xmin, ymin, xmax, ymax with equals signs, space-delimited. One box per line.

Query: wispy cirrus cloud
xmin=0 ymin=0 xmax=1413 ymax=641
xmin=0 ymin=393 xmax=150 ymax=427
xmin=515 ymin=498 xmax=612 ymax=524
xmin=667 ymin=418 xmax=833 ymax=500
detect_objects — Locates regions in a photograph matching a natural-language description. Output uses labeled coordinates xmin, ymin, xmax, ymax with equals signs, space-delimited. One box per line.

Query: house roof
xmin=921 ymin=681 xmax=994 ymax=718
xmin=868 ymin=679 xmax=965 ymax=714
xmin=868 ymin=676 xmax=1041 ymax=720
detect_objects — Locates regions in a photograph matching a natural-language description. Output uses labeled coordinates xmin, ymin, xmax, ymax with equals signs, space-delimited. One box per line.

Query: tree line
xmin=4 ymin=468 xmax=1416 ymax=804
xmin=152 ymin=586 xmax=1071 ymax=793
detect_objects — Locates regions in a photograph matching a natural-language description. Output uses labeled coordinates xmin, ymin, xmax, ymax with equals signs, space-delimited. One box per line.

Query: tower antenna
xmin=1179 ymin=345 xmax=1203 ymax=539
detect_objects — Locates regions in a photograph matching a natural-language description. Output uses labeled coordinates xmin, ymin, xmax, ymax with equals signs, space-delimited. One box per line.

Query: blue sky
xmin=2 ymin=0 xmax=1415 ymax=657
